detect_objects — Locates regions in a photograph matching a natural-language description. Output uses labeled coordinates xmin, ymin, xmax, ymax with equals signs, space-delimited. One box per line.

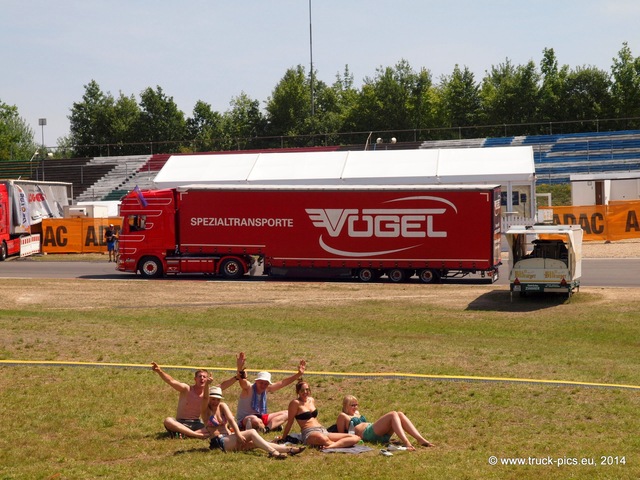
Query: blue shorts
xmin=209 ymin=434 xmax=227 ymax=452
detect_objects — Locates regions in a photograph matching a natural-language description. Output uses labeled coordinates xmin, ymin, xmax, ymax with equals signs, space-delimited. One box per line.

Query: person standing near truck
xmin=105 ymin=223 xmax=117 ymax=262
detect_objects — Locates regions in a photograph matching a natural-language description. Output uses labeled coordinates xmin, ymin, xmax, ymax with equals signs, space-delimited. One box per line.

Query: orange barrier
xmin=41 ymin=218 xmax=122 ymax=254
xmin=541 ymin=200 xmax=640 ymax=242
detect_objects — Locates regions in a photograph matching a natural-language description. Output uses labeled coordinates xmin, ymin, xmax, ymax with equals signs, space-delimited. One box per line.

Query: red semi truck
xmin=0 ymin=179 xmax=71 ymax=260
xmin=117 ymin=184 xmax=502 ymax=283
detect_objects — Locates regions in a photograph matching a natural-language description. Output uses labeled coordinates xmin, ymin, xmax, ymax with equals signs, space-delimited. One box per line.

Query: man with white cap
xmin=236 ymin=359 xmax=306 ymax=433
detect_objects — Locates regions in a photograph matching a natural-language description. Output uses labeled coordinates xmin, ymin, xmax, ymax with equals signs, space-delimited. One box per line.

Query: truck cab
xmin=117 ymin=187 xmax=254 ymax=278
xmin=506 ymin=224 xmax=583 ymax=298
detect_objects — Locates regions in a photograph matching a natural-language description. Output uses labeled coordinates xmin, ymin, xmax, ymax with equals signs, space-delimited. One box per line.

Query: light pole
xmin=39 ymin=118 xmax=47 ymax=148
xmin=309 ymin=0 xmax=314 ymax=117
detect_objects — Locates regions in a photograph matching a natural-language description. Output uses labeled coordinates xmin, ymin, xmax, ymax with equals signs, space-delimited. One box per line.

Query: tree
xmin=0 ymin=100 xmax=37 ymax=160
xmin=68 ymin=80 xmax=115 ymax=156
xmin=480 ymin=59 xmax=540 ymax=135
xmin=611 ymin=42 xmax=640 ymax=126
xmin=136 ymin=86 xmax=187 ymax=153
xmin=186 ymin=100 xmax=223 ymax=152
xmin=266 ymin=65 xmax=311 ymax=138
xmin=220 ymin=92 xmax=266 ymax=150
xmin=313 ymin=66 xmax=358 ymax=144
xmin=344 ymin=59 xmax=434 ymax=141
xmin=53 ymin=135 xmax=75 ymax=159
xmin=111 ymin=92 xmax=141 ymax=155
xmin=437 ymin=64 xmax=482 ymax=136
xmin=562 ymin=66 xmax=613 ymax=130
xmin=539 ymin=48 xmax=570 ymax=127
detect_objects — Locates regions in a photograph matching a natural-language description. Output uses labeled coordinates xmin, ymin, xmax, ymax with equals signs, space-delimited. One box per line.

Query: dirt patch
xmin=4 ymin=238 xmax=638 ymax=311
xmin=1 ymin=277 xmax=638 ymax=312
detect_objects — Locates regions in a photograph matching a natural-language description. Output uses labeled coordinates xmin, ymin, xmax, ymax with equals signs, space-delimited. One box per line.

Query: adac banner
xmin=41 ymin=218 xmax=122 ymax=254
xmin=540 ymin=200 xmax=640 ymax=242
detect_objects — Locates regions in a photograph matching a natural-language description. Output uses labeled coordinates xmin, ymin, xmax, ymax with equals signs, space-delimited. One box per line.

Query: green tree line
xmin=2 ymin=43 xmax=640 ymax=159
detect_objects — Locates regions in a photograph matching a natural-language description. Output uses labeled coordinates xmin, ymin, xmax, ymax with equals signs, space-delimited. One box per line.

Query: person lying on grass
xmin=201 ymin=380 xmax=305 ymax=459
xmin=335 ymin=394 xmax=434 ymax=451
xmin=277 ymin=380 xmax=360 ymax=449
xmin=151 ymin=353 xmax=245 ymax=439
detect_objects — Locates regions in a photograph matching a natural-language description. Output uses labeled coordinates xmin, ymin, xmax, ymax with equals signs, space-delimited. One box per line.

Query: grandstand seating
xmin=0 ymin=160 xmax=33 ymax=179
xmin=421 ymin=129 xmax=640 ymax=184
xmin=74 ymin=155 xmax=151 ymax=202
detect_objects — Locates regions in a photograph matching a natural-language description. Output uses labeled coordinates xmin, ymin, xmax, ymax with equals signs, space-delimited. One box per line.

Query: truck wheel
xmin=220 ymin=258 xmax=244 ymax=279
xmin=0 ymin=242 xmax=7 ymax=261
xmin=357 ymin=268 xmax=376 ymax=282
xmin=418 ymin=269 xmax=440 ymax=284
xmin=139 ymin=257 xmax=163 ymax=278
xmin=387 ymin=268 xmax=406 ymax=283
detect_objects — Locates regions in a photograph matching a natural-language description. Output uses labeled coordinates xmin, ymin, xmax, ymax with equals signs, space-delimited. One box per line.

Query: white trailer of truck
xmin=506 ymin=224 xmax=583 ymax=298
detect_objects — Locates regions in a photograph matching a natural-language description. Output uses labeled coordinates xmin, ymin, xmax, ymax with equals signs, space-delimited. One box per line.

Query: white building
xmin=153 ymin=146 xmax=536 ymax=217
xmin=570 ymin=171 xmax=640 ymax=205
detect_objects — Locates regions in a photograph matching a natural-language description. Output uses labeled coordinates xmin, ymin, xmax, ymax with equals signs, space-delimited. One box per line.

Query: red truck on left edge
xmin=0 ymin=179 xmax=71 ymax=260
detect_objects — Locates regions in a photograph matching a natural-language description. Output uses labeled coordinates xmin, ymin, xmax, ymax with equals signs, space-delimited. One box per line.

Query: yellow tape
xmin=1 ymin=360 xmax=638 ymax=391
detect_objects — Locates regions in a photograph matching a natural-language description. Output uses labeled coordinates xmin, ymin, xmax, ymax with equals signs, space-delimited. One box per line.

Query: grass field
xmin=0 ymin=277 xmax=638 ymax=479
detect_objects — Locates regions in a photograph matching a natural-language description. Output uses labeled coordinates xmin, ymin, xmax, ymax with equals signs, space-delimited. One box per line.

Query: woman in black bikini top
xmin=278 ymin=379 xmax=360 ymax=449
xmin=295 ymin=409 xmax=318 ymax=420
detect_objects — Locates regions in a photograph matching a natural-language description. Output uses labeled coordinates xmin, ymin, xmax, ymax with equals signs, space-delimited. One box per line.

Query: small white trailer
xmin=506 ymin=224 xmax=583 ymax=298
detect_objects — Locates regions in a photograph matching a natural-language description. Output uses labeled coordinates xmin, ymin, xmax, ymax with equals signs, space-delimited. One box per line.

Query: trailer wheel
xmin=0 ymin=242 xmax=7 ymax=261
xmin=387 ymin=268 xmax=406 ymax=283
xmin=139 ymin=256 xmax=163 ymax=278
xmin=357 ymin=268 xmax=377 ymax=282
xmin=220 ymin=258 xmax=244 ymax=279
xmin=418 ymin=269 xmax=440 ymax=284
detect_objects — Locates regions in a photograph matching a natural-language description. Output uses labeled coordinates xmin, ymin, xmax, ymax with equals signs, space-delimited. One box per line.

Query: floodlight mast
xmin=309 ymin=0 xmax=314 ymax=118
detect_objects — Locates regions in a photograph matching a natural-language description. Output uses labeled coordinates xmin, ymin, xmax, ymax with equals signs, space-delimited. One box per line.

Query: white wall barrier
xmin=20 ymin=234 xmax=41 ymax=257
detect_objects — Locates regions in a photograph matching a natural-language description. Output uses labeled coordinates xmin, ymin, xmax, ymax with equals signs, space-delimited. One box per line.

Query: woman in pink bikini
xmin=201 ymin=379 xmax=305 ymax=459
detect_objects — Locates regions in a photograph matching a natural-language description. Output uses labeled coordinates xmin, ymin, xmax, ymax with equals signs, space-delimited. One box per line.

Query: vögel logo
xmin=306 ymin=195 xmax=457 ymax=257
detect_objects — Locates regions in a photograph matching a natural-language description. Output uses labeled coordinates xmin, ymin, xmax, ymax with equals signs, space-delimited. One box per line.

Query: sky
xmin=2 ymin=0 xmax=640 ymax=147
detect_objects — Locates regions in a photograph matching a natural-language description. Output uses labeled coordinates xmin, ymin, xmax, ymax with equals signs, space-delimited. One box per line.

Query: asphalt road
xmin=0 ymin=258 xmax=638 ymax=287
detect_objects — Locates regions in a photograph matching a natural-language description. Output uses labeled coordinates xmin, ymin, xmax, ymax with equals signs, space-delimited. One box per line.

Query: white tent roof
xmin=153 ymin=146 xmax=535 ymax=188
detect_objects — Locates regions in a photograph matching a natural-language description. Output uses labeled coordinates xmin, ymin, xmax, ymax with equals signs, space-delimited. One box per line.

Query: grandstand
xmin=2 ymin=130 xmax=640 ymax=201
xmin=420 ymin=130 xmax=640 ymax=184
